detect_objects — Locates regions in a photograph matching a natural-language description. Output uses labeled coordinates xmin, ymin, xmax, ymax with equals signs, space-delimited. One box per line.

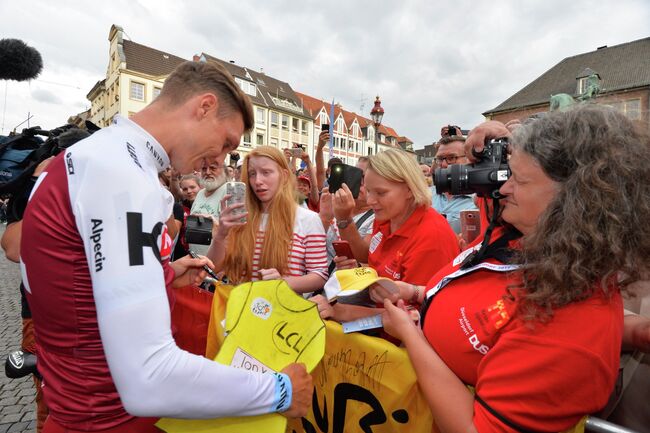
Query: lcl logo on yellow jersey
xmin=272 ymin=321 xmax=304 ymax=355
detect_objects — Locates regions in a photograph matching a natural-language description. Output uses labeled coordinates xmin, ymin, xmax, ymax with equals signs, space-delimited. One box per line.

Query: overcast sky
xmin=2 ymin=0 xmax=649 ymax=148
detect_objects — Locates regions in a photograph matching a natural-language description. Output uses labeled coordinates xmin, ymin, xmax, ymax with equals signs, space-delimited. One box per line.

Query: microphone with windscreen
xmin=0 ymin=38 xmax=43 ymax=81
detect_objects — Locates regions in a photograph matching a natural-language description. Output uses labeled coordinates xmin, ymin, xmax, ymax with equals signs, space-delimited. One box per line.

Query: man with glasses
xmin=431 ymin=135 xmax=477 ymax=233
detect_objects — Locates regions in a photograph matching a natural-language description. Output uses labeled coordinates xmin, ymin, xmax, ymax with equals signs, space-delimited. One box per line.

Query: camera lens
xmin=434 ymin=164 xmax=469 ymax=195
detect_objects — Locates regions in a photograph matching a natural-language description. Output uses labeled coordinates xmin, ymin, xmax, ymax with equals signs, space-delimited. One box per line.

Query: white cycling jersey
xmin=20 ymin=116 xmax=290 ymax=430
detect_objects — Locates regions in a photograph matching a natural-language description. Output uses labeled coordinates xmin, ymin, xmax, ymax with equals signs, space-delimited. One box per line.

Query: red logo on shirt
xmin=383 ymin=251 xmax=403 ymax=280
xmin=485 ymin=299 xmax=510 ymax=330
xmin=159 ymin=226 xmax=172 ymax=261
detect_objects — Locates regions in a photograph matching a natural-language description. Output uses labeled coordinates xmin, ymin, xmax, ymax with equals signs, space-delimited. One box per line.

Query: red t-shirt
xmin=422 ymin=233 xmax=622 ymax=432
xmin=368 ymin=206 xmax=459 ymax=286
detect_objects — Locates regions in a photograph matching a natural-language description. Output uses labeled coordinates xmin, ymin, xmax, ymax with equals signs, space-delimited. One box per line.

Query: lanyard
xmin=420 ymin=229 xmax=521 ymax=325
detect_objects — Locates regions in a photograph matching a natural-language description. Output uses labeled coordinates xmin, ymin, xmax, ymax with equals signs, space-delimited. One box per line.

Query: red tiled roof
xmin=398 ymin=136 xmax=413 ymax=143
xmin=295 ymin=91 xmax=326 ymax=116
xmin=296 ymin=91 xmax=403 ymax=142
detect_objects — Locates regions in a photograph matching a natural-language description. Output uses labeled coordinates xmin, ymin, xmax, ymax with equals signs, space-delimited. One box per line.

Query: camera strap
xmin=460 ymin=198 xmax=520 ymax=269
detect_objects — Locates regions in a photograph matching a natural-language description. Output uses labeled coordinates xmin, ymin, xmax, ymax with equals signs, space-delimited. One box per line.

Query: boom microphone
xmin=0 ymin=39 xmax=43 ymax=81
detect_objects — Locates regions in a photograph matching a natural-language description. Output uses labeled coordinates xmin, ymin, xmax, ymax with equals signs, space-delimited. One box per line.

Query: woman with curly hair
xmin=379 ymin=104 xmax=650 ymax=432
xmin=207 ymin=146 xmax=328 ymax=293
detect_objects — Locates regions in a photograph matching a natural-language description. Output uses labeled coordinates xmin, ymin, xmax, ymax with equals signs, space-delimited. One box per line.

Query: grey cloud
xmin=2 ymin=0 xmax=649 ymax=145
xmin=31 ymin=88 xmax=63 ymax=105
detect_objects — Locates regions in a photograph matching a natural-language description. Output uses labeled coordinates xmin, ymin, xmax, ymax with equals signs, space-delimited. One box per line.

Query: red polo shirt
xmin=368 ymin=206 xmax=459 ymax=285
xmin=422 ymin=231 xmax=622 ymax=432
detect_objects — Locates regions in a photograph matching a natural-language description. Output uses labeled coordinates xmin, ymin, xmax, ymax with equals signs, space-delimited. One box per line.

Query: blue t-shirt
xmin=431 ymin=189 xmax=477 ymax=234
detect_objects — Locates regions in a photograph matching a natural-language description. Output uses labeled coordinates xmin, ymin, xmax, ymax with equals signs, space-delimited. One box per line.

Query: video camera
xmin=434 ymin=138 xmax=510 ymax=198
xmin=0 ymin=124 xmax=93 ymax=197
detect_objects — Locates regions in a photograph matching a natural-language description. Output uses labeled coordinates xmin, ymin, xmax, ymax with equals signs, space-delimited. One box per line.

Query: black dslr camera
xmin=434 ymin=138 xmax=510 ymax=198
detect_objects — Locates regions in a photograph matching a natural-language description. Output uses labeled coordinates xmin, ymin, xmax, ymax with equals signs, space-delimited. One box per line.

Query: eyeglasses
xmin=434 ymin=155 xmax=465 ymax=164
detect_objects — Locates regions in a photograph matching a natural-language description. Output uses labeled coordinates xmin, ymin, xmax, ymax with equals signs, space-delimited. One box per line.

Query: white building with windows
xmin=295 ymin=92 xmax=414 ymax=164
xmin=87 ymin=25 xmax=182 ymax=128
xmin=198 ymin=54 xmax=313 ymax=160
xmin=87 ymin=25 xmax=313 ymax=162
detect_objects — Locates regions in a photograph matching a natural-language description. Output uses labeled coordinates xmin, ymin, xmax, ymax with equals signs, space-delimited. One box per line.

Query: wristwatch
xmin=336 ymin=218 xmax=353 ymax=229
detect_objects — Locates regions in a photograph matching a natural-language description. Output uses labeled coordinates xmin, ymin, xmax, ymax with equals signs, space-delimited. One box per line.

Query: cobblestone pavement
xmin=0 ymin=224 xmax=36 ymax=433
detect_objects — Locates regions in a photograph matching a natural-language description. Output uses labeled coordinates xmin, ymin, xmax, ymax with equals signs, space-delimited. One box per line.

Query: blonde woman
xmin=207 ymin=146 xmax=328 ymax=293
xmin=314 ymin=148 xmax=459 ymax=322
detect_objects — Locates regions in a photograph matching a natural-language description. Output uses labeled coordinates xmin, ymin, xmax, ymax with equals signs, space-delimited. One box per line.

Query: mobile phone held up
xmin=328 ymin=163 xmax=363 ymax=199
xmin=332 ymin=240 xmax=354 ymax=259
xmin=321 ymin=123 xmax=330 ymax=132
xmin=291 ymin=145 xmax=303 ymax=157
xmin=225 ymin=181 xmax=247 ymax=222
xmin=460 ymin=209 xmax=481 ymax=244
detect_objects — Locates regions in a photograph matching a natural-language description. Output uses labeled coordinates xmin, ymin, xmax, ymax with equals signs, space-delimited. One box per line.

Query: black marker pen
xmin=188 ymin=250 xmax=219 ymax=280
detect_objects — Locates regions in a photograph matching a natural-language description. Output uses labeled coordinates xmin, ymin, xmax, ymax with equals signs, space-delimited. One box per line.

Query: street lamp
xmin=370 ymin=95 xmax=384 ymax=155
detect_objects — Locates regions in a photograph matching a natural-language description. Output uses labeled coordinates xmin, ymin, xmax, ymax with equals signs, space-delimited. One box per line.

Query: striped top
xmin=252 ymin=206 xmax=328 ymax=280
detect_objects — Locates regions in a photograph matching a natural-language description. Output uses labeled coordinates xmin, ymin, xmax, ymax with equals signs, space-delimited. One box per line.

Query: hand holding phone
xmin=318 ymin=129 xmax=330 ymax=147
xmin=225 ymin=181 xmax=247 ymax=222
xmin=328 ymin=163 xmax=363 ymax=199
xmin=332 ymin=240 xmax=354 ymax=260
xmin=460 ymin=209 xmax=481 ymax=244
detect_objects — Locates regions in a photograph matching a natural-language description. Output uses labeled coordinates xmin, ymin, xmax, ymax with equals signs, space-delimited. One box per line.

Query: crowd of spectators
xmin=2 ymin=58 xmax=649 ymax=432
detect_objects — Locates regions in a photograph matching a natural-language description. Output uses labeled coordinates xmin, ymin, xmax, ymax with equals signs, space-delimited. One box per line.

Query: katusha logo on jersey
xmin=158 ymin=226 xmax=172 ymax=262
xmin=126 ymin=212 xmax=171 ymax=266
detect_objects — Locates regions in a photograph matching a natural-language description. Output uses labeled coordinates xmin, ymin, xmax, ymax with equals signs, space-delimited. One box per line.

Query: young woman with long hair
xmin=207 ymin=146 xmax=328 ymax=293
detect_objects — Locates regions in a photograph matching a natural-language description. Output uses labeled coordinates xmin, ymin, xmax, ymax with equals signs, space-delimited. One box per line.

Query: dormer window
xmin=234 ymin=77 xmax=257 ymax=96
xmin=575 ymin=68 xmax=600 ymax=97
xmin=335 ymin=118 xmax=344 ymax=133
xmin=319 ymin=112 xmax=328 ymax=126
xmin=577 ymin=77 xmax=588 ymax=95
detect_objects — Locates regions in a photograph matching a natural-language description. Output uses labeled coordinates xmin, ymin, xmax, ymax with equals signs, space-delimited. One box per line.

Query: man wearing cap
xmin=296 ymin=150 xmax=320 ymax=212
xmin=296 ymin=175 xmax=315 ymax=210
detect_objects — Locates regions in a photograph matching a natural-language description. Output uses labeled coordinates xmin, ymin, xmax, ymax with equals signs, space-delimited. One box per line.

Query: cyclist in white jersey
xmin=20 ymin=61 xmax=311 ymax=432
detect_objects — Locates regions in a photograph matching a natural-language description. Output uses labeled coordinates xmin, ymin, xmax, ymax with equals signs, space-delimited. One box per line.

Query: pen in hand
xmin=188 ymin=250 xmax=220 ymax=280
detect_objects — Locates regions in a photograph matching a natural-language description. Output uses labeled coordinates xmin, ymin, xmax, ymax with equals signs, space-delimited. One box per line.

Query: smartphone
xmin=225 ymin=181 xmax=247 ymax=221
xmin=291 ymin=147 xmax=303 ymax=157
xmin=328 ymin=163 xmax=363 ymax=198
xmin=332 ymin=240 xmax=354 ymax=259
xmin=321 ymin=123 xmax=330 ymax=131
xmin=460 ymin=209 xmax=481 ymax=244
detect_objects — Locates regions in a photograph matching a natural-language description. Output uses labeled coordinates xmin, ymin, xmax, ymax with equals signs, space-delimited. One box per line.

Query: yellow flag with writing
xmin=287 ymin=320 xmax=434 ymax=433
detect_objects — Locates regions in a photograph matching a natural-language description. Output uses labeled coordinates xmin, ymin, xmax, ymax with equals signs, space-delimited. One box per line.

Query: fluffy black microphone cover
xmin=0 ymin=39 xmax=43 ymax=81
